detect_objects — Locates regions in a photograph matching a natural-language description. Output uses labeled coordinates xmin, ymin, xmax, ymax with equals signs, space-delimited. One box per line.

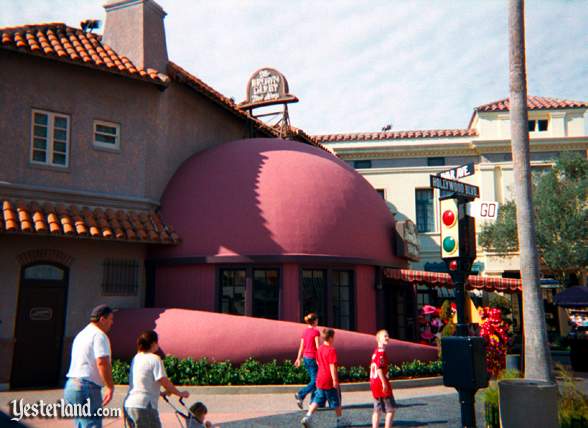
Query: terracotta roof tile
xmin=475 ymin=96 xmax=588 ymax=112
xmin=0 ymin=23 xmax=169 ymax=86
xmin=0 ymin=199 xmax=179 ymax=244
xmin=314 ymin=128 xmax=477 ymax=143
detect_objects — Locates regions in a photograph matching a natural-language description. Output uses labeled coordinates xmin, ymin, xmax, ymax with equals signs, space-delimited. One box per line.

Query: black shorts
xmin=373 ymin=396 xmax=396 ymax=413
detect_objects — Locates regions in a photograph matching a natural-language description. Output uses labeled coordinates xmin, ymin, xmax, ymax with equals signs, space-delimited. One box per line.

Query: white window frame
xmin=528 ymin=116 xmax=550 ymax=133
xmin=93 ymin=120 xmax=121 ymax=151
xmin=30 ymin=109 xmax=70 ymax=168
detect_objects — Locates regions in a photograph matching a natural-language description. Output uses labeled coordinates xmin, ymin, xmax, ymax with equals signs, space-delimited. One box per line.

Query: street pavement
xmin=1 ymin=374 xmax=586 ymax=427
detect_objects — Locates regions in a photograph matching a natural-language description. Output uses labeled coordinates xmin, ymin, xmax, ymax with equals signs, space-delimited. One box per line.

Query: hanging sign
xmin=394 ymin=220 xmax=420 ymax=261
xmin=240 ymin=68 xmax=299 ymax=109
xmin=438 ymin=163 xmax=475 ymax=180
xmin=466 ymin=201 xmax=500 ymax=220
xmin=430 ymin=175 xmax=479 ymax=198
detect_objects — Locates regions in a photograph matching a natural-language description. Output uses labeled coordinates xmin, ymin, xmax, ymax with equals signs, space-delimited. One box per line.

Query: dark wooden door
xmin=11 ymin=265 xmax=67 ymax=388
xmin=384 ymin=282 xmax=417 ymax=341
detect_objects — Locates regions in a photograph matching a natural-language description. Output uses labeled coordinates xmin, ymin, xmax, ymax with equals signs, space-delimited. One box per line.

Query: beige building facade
xmin=318 ymin=97 xmax=588 ymax=278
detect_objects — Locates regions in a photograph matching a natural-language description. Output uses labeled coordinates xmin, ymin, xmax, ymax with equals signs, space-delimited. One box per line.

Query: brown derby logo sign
xmin=240 ymin=68 xmax=298 ymax=109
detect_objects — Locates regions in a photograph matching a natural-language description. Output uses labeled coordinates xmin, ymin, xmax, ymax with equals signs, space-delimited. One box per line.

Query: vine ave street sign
xmin=430 ymin=175 xmax=480 ymax=198
xmin=437 ymin=162 xmax=475 ymax=180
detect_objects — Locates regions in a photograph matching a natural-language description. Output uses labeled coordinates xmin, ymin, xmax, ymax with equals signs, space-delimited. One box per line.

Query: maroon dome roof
xmin=157 ymin=138 xmax=403 ymax=265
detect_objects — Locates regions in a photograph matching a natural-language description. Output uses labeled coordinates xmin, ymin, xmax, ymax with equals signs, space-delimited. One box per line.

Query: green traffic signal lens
xmin=443 ymin=236 xmax=456 ymax=253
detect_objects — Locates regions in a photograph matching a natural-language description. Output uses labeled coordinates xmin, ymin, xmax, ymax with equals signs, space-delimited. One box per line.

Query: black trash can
xmin=498 ymin=379 xmax=558 ymax=428
xmin=569 ymin=335 xmax=588 ymax=372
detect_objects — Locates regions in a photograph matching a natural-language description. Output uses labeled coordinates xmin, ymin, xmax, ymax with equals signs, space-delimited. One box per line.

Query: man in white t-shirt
xmin=64 ymin=304 xmax=115 ymax=428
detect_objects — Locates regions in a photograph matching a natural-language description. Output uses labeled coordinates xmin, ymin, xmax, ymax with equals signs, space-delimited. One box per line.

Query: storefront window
xmin=302 ymin=270 xmax=327 ymax=323
xmin=253 ymin=269 xmax=280 ymax=320
xmin=219 ymin=269 xmax=246 ymax=315
xmin=332 ymin=270 xmax=354 ymax=330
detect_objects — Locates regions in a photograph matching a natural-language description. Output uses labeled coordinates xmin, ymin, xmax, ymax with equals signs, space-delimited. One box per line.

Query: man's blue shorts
xmin=311 ymin=387 xmax=340 ymax=408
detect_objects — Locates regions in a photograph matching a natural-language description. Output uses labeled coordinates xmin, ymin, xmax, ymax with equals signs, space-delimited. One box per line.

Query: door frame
xmin=11 ymin=262 xmax=69 ymax=388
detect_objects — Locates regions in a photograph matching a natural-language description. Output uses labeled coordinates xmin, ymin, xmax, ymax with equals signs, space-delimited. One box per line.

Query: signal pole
xmin=432 ymin=174 xmax=488 ymax=428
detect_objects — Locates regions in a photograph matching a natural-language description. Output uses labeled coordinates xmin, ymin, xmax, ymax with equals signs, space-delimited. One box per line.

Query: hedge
xmin=112 ymin=356 xmax=442 ymax=385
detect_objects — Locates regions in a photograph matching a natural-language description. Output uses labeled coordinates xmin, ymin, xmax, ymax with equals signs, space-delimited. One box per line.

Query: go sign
xmin=466 ymin=201 xmax=500 ymax=220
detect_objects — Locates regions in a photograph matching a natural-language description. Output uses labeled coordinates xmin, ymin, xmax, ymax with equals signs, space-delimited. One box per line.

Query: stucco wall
xmin=154 ymin=264 xmax=216 ymax=310
xmin=146 ymin=81 xmax=250 ymax=200
xmin=0 ymin=51 xmax=154 ymax=197
xmin=0 ymin=234 xmax=148 ymax=385
xmin=0 ymin=51 xmax=261 ymax=203
xmin=475 ymin=110 xmax=587 ymax=140
xmin=355 ymin=265 xmax=376 ymax=334
xmin=281 ymin=263 xmax=301 ymax=322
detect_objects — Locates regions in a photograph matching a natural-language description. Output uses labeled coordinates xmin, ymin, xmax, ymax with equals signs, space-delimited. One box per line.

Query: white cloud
xmin=2 ymin=0 xmax=587 ymax=135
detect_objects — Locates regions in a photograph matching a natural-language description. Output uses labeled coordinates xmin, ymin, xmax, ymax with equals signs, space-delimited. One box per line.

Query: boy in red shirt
xmin=301 ymin=328 xmax=349 ymax=427
xmin=370 ymin=329 xmax=396 ymax=428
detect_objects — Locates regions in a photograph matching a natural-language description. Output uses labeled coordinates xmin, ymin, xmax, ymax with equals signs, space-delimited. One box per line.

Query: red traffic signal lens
xmin=449 ymin=260 xmax=458 ymax=271
xmin=442 ymin=210 xmax=456 ymax=227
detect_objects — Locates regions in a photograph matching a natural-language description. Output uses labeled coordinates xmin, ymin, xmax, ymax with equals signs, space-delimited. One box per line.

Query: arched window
xmin=23 ymin=264 xmax=65 ymax=281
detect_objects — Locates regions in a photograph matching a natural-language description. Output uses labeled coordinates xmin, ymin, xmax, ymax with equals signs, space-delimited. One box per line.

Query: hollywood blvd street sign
xmin=437 ymin=162 xmax=475 ymax=180
xmin=430 ymin=175 xmax=479 ymax=198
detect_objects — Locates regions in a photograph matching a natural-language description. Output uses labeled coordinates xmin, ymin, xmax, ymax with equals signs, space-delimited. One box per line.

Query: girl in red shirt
xmin=294 ymin=313 xmax=320 ymax=409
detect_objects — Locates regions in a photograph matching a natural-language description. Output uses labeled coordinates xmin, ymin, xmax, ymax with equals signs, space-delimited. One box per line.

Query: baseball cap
xmin=89 ymin=304 xmax=115 ymax=321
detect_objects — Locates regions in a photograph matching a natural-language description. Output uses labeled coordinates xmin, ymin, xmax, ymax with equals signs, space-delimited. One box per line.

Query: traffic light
xmin=440 ymin=198 xmax=460 ymax=258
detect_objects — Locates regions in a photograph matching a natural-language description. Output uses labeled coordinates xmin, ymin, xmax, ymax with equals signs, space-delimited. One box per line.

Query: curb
xmin=155 ymin=376 xmax=443 ymax=395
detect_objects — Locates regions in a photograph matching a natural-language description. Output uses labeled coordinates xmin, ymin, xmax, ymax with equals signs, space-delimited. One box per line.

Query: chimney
xmin=102 ymin=0 xmax=168 ymax=72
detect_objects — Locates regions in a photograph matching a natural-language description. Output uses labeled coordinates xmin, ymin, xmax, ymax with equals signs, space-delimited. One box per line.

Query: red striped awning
xmin=383 ymin=268 xmax=521 ymax=293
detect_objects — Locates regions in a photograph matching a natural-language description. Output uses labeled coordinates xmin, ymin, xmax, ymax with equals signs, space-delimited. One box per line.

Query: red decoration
xmin=478 ymin=307 xmax=511 ymax=377
xmin=420 ymin=302 xmax=511 ymax=378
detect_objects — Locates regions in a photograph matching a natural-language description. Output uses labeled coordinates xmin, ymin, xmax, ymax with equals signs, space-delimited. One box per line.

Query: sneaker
xmin=294 ymin=393 xmax=303 ymax=410
xmin=301 ymin=415 xmax=312 ymax=427
xmin=336 ymin=416 xmax=350 ymax=427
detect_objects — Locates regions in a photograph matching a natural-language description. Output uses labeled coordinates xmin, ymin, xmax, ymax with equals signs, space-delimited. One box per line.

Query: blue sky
xmin=2 ymin=0 xmax=587 ymax=135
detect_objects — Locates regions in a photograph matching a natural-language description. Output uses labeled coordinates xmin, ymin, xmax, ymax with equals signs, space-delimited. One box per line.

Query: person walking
xmin=370 ymin=330 xmax=396 ymax=428
xmin=301 ymin=328 xmax=349 ymax=427
xmin=294 ymin=313 xmax=320 ymax=409
xmin=64 ymin=304 xmax=115 ymax=428
xmin=124 ymin=330 xmax=189 ymax=428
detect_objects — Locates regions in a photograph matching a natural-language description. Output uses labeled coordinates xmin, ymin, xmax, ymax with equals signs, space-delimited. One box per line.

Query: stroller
xmin=162 ymin=395 xmax=200 ymax=428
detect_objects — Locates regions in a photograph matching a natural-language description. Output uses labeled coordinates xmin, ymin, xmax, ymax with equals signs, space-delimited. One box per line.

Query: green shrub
xmin=557 ymin=364 xmax=588 ymax=427
xmin=112 ymin=359 xmax=130 ymax=384
xmin=111 ymin=356 xmax=441 ymax=385
xmin=337 ymin=366 xmax=348 ymax=382
xmin=480 ymin=368 xmax=521 ymax=428
xmin=348 ymin=365 xmax=368 ymax=382
xmin=280 ymin=360 xmax=308 ymax=385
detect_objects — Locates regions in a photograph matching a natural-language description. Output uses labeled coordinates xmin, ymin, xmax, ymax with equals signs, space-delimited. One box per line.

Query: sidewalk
xmin=2 ymin=374 xmax=586 ymax=427
xmin=1 ymin=382 xmax=454 ymax=427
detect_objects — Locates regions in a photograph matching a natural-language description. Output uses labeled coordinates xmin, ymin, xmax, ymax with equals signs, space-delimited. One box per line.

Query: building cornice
xmin=333 ymin=136 xmax=588 ymax=159
xmin=473 ymin=136 xmax=588 ymax=153
xmin=0 ymin=181 xmax=160 ymax=210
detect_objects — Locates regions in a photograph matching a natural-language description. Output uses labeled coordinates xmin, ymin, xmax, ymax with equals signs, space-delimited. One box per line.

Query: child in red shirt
xmin=294 ymin=313 xmax=320 ymax=409
xmin=370 ymin=329 xmax=396 ymax=428
xmin=301 ymin=328 xmax=349 ymax=427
